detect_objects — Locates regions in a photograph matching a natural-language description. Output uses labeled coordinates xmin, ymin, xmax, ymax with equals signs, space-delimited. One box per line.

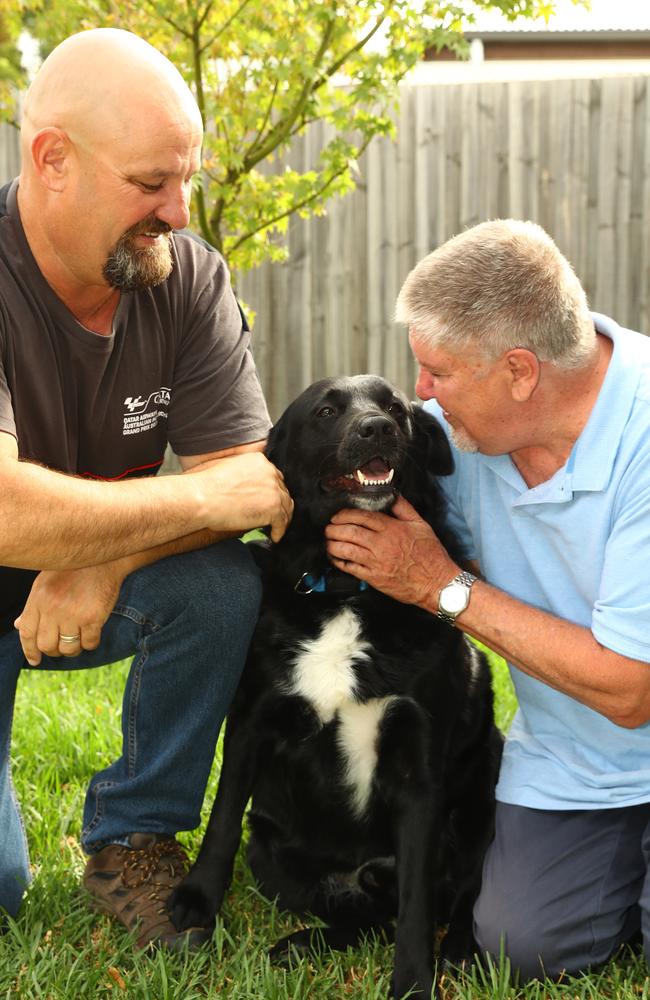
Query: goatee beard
xmin=103 ymin=216 xmax=174 ymax=291
xmin=449 ymin=425 xmax=480 ymax=453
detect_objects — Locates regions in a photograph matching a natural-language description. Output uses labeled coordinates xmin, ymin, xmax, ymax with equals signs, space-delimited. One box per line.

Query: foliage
xmin=0 ymin=1 xmax=28 ymax=126
xmin=21 ymin=1 xmax=583 ymax=272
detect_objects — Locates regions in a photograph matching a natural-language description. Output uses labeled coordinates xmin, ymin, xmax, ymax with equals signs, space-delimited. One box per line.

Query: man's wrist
xmin=436 ymin=569 xmax=478 ymax=626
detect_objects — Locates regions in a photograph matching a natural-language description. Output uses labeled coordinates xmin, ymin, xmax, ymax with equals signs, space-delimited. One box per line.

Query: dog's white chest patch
xmin=337 ymin=697 xmax=397 ymax=817
xmin=289 ymin=607 xmax=369 ymax=723
xmin=288 ymin=607 xmax=395 ymax=817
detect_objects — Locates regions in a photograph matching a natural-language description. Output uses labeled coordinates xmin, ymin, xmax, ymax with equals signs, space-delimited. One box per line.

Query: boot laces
xmin=120 ymin=840 xmax=188 ymax=891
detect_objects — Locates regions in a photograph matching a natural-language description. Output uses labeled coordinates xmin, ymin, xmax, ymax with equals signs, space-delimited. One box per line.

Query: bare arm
xmin=324 ymin=496 xmax=650 ymax=730
xmin=0 ymin=431 xmax=291 ymax=570
xmin=99 ymin=439 xmax=271 ymax=577
xmin=10 ymin=437 xmax=293 ymax=665
xmin=446 ymin=577 xmax=650 ymax=730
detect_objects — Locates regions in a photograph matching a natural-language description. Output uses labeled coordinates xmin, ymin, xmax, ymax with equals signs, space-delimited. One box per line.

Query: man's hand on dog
xmin=189 ymin=451 xmax=294 ymax=543
xmin=325 ymin=495 xmax=458 ymax=608
xmin=14 ymin=564 xmax=124 ymax=666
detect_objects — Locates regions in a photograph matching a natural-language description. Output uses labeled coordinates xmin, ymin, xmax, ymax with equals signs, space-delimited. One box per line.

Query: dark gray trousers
xmin=474 ymin=801 xmax=650 ymax=980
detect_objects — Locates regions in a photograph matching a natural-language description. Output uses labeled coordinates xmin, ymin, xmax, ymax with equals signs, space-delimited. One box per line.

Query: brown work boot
xmin=83 ymin=833 xmax=212 ymax=951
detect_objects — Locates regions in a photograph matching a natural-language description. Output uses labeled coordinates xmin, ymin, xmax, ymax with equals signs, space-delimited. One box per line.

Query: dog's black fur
xmin=169 ymin=375 xmax=503 ymax=998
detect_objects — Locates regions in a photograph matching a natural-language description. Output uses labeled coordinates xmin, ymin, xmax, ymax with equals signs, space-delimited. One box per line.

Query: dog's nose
xmin=357 ymin=414 xmax=396 ymax=440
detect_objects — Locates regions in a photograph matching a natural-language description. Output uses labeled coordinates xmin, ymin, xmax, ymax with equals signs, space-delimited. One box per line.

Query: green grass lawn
xmin=1 ymin=652 xmax=647 ymax=999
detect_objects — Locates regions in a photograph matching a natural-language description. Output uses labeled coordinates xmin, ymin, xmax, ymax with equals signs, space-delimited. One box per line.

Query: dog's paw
xmin=358 ymin=857 xmax=397 ymax=898
xmin=391 ymin=962 xmax=435 ymax=1000
xmin=439 ymin=928 xmax=476 ymax=972
xmin=269 ymin=929 xmax=314 ymax=967
xmin=391 ymin=976 xmax=436 ymax=1000
xmin=167 ymin=882 xmax=216 ymax=932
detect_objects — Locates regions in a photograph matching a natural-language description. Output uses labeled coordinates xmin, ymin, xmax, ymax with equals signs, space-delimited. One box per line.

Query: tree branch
xmin=229 ymin=135 xmax=372 ymax=252
xmin=239 ymin=11 xmax=338 ymax=173
xmin=198 ymin=0 xmax=256 ymax=54
xmin=142 ymin=0 xmax=192 ymax=38
xmin=312 ymin=9 xmax=392 ymax=93
xmin=245 ymin=79 xmax=280 ymax=161
xmin=196 ymin=0 xmax=216 ymax=31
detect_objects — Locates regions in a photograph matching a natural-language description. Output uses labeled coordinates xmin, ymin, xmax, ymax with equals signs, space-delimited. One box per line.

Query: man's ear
xmin=30 ymin=127 xmax=71 ymax=192
xmin=506 ymin=348 xmax=540 ymax=402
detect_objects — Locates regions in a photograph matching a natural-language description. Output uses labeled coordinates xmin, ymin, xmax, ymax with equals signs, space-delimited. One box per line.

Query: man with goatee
xmin=0 ymin=28 xmax=292 ymax=948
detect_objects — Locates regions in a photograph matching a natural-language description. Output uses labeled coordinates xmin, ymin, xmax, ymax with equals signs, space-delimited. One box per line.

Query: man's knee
xmin=120 ymin=538 xmax=262 ymax=629
xmin=474 ymin=877 xmax=585 ymax=981
xmin=475 ymin=880 xmax=628 ymax=982
xmin=179 ymin=539 xmax=262 ymax=620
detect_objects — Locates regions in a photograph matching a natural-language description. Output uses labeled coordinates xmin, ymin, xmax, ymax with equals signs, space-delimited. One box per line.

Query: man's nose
xmin=415 ymin=369 xmax=436 ymax=401
xmin=156 ymin=181 xmax=191 ymax=232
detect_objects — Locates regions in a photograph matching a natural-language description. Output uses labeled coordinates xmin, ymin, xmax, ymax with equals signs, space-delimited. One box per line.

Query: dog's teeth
xmin=353 ymin=468 xmax=395 ymax=487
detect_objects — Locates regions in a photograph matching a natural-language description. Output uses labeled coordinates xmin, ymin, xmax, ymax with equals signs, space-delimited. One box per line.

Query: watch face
xmin=440 ymin=582 xmax=468 ymax=614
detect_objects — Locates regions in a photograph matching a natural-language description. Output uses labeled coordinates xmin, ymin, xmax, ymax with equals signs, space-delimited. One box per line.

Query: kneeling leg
xmin=474 ymin=802 xmax=649 ymax=981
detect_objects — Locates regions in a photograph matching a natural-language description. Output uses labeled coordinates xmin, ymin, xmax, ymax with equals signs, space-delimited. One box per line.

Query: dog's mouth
xmin=321 ymin=456 xmax=395 ymax=495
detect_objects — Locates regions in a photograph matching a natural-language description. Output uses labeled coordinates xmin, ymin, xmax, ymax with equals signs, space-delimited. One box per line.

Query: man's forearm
xmin=0 ymin=459 xmax=211 ymax=570
xmin=0 ymin=442 xmax=292 ymax=571
xmin=434 ymin=579 xmax=650 ymax=729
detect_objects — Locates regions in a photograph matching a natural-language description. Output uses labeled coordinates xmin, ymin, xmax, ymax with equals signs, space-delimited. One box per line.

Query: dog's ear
xmin=264 ymin=410 xmax=290 ymax=473
xmin=401 ymin=403 xmax=463 ymax=559
xmin=259 ymin=414 xmax=291 ymax=543
xmin=410 ymin=404 xmax=454 ymax=477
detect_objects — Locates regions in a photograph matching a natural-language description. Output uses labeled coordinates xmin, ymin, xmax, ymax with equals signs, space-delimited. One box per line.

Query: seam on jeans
xmin=85 ymin=836 xmax=131 ymax=855
xmin=126 ymin=643 xmax=149 ymax=778
xmin=4 ymin=723 xmax=31 ymax=883
xmin=589 ymin=810 xmax=629 ymax=963
xmin=113 ymin=602 xmax=164 ymax=633
xmin=82 ymin=616 xmax=159 ymax=844
xmin=81 ymin=779 xmax=118 ymax=842
xmin=112 ymin=603 xmax=149 ymax=627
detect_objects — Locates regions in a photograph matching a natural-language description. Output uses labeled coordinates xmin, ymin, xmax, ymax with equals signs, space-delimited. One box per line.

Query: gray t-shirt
xmin=0 ymin=179 xmax=271 ymax=633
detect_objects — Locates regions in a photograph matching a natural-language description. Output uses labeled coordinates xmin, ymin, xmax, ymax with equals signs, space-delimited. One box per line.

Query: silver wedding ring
xmin=59 ymin=633 xmax=81 ymax=643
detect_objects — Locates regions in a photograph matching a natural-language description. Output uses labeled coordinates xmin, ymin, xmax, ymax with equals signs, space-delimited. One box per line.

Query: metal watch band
xmin=436 ymin=570 xmax=477 ymax=625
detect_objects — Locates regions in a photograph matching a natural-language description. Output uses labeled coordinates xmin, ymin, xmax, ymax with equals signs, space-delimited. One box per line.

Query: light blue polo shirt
xmin=425 ymin=313 xmax=650 ymax=809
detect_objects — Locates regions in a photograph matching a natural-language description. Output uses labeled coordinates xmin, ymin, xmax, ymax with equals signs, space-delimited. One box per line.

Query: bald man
xmin=0 ymin=29 xmax=292 ymax=948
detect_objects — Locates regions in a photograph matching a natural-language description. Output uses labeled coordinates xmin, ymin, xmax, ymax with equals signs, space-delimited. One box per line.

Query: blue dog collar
xmin=294 ymin=571 xmax=368 ymax=595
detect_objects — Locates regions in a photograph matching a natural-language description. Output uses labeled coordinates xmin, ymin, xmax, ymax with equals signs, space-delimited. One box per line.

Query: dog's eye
xmin=316 ymin=406 xmax=336 ymax=418
xmin=388 ymin=401 xmax=405 ymax=416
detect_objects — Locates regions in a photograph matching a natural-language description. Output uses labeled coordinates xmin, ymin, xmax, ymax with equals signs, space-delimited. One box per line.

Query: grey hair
xmin=395 ymin=219 xmax=597 ymax=370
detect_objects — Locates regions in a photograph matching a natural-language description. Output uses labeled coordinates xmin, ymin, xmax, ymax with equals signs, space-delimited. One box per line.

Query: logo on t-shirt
xmin=123 ymin=387 xmax=171 ymax=436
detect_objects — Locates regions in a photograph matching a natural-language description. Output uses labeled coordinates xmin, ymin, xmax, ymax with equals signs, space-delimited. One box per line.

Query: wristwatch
xmin=437 ymin=570 xmax=477 ymax=625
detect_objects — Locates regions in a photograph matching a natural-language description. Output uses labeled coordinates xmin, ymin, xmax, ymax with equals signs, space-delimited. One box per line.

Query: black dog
xmin=169 ymin=375 xmax=502 ymax=998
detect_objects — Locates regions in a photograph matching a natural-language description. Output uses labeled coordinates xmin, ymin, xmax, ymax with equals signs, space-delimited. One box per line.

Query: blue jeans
xmin=0 ymin=540 xmax=261 ymax=919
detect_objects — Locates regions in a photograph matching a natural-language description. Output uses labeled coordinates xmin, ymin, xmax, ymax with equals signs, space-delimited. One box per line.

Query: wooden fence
xmin=0 ymin=121 xmax=19 ymax=184
xmin=238 ymin=73 xmax=650 ymax=418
